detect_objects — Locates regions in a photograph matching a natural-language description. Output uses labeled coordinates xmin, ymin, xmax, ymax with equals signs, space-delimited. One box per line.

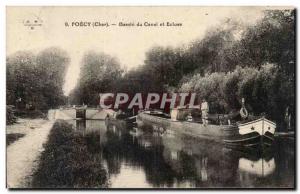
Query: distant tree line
xmin=7 ymin=47 xmax=69 ymax=111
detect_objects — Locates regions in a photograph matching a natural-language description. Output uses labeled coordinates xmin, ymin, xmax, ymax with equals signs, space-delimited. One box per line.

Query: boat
xmin=137 ymin=109 xmax=276 ymax=148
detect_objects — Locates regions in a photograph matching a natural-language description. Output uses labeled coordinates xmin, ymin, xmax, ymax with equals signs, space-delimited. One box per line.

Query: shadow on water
xmin=67 ymin=119 xmax=294 ymax=188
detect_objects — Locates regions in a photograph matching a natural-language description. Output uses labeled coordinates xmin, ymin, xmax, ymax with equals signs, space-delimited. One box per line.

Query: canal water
xmin=67 ymin=119 xmax=294 ymax=188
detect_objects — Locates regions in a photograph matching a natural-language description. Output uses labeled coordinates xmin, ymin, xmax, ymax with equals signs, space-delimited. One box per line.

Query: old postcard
xmin=6 ymin=6 xmax=295 ymax=189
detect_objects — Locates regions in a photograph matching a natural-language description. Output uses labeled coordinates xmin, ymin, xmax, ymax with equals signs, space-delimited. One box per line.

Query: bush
xmin=6 ymin=105 xmax=17 ymax=125
xmin=6 ymin=133 xmax=25 ymax=145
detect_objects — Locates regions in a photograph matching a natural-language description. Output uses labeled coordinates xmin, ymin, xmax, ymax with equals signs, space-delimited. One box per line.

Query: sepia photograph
xmin=6 ymin=6 xmax=295 ymax=189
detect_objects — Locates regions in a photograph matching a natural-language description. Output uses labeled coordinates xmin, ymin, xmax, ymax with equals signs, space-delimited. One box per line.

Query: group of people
xmin=187 ymin=98 xmax=253 ymax=126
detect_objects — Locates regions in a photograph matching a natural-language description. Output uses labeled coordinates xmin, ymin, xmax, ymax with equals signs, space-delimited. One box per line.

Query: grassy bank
xmin=31 ymin=120 xmax=108 ymax=188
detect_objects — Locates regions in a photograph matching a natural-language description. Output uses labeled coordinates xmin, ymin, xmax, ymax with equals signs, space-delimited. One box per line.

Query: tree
xmin=71 ymin=51 xmax=123 ymax=105
xmin=36 ymin=47 xmax=70 ymax=108
xmin=6 ymin=47 xmax=70 ymax=110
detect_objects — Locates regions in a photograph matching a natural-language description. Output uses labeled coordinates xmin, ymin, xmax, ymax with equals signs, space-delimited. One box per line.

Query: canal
xmin=66 ymin=119 xmax=295 ymax=188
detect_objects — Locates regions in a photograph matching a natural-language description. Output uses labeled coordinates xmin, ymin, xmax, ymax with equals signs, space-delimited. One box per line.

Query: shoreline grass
xmin=31 ymin=120 xmax=108 ymax=188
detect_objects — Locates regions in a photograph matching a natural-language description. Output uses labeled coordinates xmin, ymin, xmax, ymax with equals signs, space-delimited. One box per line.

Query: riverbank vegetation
xmin=31 ymin=120 xmax=108 ymax=188
xmin=69 ymin=9 xmax=294 ymax=130
xmin=6 ymin=105 xmax=17 ymax=124
xmin=180 ymin=64 xmax=294 ymax=129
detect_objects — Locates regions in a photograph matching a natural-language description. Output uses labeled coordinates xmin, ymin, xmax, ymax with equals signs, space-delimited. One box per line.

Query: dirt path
xmin=6 ymin=111 xmax=56 ymax=188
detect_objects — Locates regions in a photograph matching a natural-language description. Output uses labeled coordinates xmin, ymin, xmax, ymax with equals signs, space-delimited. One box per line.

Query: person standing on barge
xmin=201 ymin=98 xmax=209 ymax=126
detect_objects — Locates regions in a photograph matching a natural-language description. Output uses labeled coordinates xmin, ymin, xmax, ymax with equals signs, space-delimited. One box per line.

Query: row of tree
xmin=180 ymin=64 xmax=294 ymax=129
xmin=68 ymin=9 xmax=294 ymax=128
xmin=7 ymin=47 xmax=69 ymax=111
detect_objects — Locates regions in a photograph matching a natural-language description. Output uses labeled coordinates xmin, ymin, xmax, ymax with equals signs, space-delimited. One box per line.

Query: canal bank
xmin=32 ymin=118 xmax=295 ymax=188
xmin=6 ymin=108 xmax=114 ymax=188
xmin=31 ymin=120 xmax=108 ymax=188
xmin=6 ymin=118 xmax=55 ymax=188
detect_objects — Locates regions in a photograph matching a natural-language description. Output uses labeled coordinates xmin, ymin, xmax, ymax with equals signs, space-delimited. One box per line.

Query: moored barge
xmin=137 ymin=110 xmax=276 ymax=148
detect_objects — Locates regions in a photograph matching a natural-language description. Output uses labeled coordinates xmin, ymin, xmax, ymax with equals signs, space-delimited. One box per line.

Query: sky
xmin=6 ymin=6 xmax=272 ymax=95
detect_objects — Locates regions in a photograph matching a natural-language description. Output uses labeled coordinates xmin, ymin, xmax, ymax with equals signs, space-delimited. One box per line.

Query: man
xmin=201 ymin=98 xmax=209 ymax=126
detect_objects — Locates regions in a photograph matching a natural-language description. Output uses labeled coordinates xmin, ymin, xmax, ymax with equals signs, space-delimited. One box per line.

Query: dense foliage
xmin=67 ymin=10 xmax=295 ymax=129
xmin=6 ymin=105 xmax=17 ymax=125
xmin=117 ymin=10 xmax=295 ymax=129
xmin=180 ymin=64 xmax=294 ymax=129
xmin=6 ymin=47 xmax=69 ymax=111
xmin=69 ymin=51 xmax=123 ymax=105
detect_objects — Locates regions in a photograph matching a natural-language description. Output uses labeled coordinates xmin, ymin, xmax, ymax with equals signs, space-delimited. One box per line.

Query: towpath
xmin=6 ymin=110 xmax=56 ymax=188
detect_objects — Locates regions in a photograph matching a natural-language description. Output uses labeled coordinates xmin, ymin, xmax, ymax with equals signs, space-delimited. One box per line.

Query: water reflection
xmin=239 ymin=157 xmax=275 ymax=177
xmin=68 ymin=119 xmax=294 ymax=188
